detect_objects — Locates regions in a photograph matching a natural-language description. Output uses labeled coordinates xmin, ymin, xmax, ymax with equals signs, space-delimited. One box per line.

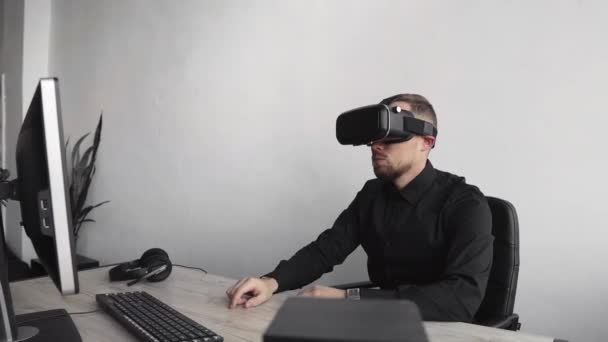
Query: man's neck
xmin=393 ymin=159 xmax=427 ymax=190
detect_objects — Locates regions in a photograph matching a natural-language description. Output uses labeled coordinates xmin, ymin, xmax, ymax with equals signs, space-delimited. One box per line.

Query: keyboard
xmin=97 ymin=291 xmax=223 ymax=342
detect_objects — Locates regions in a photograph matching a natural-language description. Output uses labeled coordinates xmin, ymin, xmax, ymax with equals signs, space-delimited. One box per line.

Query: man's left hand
xmin=297 ymin=285 xmax=346 ymax=299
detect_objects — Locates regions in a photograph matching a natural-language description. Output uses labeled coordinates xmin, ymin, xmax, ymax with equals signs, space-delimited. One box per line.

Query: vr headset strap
xmin=403 ymin=116 xmax=437 ymax=137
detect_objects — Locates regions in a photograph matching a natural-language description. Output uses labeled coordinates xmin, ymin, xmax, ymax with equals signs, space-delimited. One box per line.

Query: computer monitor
xmin=0 ymin=78 xmax=82 ymax=341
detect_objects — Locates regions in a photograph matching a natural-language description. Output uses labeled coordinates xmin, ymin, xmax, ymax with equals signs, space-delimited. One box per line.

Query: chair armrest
xmin=333 ymin=281 xmax=375 ymax=290
xmin=477 ymin=313 xmax=521 ymax=331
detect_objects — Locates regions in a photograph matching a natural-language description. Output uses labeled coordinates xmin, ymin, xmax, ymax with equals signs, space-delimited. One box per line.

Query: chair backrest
xmin=474 ymin=196 xmax=520 ymax=322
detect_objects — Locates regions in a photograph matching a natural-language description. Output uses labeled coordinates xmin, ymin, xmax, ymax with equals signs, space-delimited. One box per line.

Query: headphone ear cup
xmin=140 ymin=248 xmax=172 ymax=282
xmin=141 ymin=248 xmax=168 ymax=261
xmin=145 ymin=258 xmax=172 ymax=282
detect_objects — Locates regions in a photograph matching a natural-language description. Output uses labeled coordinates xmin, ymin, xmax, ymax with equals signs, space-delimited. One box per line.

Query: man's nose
xmin=371 ymin=141 xmax=386 ymax=151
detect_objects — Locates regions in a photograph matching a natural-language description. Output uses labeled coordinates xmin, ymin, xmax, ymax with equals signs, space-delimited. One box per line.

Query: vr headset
xmin=336 ymin=102 xmax=437 ymax=146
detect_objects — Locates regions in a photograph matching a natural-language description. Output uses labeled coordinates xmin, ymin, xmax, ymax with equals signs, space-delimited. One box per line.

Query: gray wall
xmin=0 ymin=0 xmax=4 ymax=69
xmin=0 ymin=0 xmax=50 ymax=261
xmin=0 ymin=0 xmax=24 ymax=257
xmin=43 ymin=1 xmax=608 ymax=341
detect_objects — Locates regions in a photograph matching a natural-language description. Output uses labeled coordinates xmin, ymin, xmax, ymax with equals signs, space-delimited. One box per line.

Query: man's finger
xmin=230 ymin=280 xmax=256 ymax=308
xmin=227 ymin=278 xmax=248 ymax=297
xmin=226 ymin=282 xmax=237 ymax=296
xmin=235 ymin=297 xmax=248 ymax=306
xmin=244 ymin=294 xmax=266 ymax=308
xmin=230 ymin=278 xmax=249 ymax=294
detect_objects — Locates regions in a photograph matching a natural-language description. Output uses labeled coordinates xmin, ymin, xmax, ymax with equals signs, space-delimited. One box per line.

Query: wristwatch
xmin=346 ymin=288 xmax=361 ymax=300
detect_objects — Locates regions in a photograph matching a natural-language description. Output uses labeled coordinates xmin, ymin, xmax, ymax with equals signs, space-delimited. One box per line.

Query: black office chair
xmin=334 ymin=196 xmax=521 ymax=330
xmin=473 ymin=196 xmax=520 ymax=330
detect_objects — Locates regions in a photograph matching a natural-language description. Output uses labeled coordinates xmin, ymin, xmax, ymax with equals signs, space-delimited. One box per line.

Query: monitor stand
xmin=13 ymin=309 xmax=81 ymax=342
xmin=1 ymin=175 xmax=82 ymax=342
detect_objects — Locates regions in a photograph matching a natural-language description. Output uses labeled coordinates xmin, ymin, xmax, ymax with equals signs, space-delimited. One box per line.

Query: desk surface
xmin=10 ymin=266 xmax=555 ymax=342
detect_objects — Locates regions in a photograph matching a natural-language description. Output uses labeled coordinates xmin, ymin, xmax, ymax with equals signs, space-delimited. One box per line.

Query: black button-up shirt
xmin=265 ymin=161 xmax=494 ymax=322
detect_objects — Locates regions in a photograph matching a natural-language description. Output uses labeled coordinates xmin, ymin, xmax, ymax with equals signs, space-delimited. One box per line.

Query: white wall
xmin=0 ymin=0 xmax=51 ymax=262
xmin=18 ymin=0 xmax=51 ymax=262
xmin=0 ymin=0 xmax=4 ymax=68
xmin=0 ymin=0 xmax=24 ymax=258
xmin=46 ymin=1 xmax=607 ymax=341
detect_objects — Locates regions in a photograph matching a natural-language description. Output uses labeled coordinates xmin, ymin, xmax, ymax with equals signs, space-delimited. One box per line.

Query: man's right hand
xmin=226 ymin=276 xmax=279 ymax=309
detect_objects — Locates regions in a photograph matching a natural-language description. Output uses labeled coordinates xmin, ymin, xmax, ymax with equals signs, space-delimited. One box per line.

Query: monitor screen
xmin=15 ymin=78 xmax=79 ymax=294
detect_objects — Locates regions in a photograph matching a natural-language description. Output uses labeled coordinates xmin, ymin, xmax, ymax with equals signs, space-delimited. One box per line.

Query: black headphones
xmin=109 ymin=248 xmax=173 ymax=286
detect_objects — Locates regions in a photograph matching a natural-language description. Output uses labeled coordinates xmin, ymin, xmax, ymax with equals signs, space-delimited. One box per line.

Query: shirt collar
xmin=385 ymin=160 xmax=437 ymax=204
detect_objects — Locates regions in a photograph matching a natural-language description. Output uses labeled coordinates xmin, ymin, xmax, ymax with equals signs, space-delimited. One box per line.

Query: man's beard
xmin=373 ymin=161 xmax=410 ymax=182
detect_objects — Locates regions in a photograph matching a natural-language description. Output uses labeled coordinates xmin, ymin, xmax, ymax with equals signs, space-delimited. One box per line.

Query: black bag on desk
xmin=264 ymin=297 xmax=429 ymax=342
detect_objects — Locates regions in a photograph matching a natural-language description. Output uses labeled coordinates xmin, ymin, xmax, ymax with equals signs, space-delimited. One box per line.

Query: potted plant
xmin=67 ymin=114 xmax=109 ymax=244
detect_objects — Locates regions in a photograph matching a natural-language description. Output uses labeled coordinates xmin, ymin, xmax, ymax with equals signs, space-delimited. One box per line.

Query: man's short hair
xmin=380 ymin=93 xmax=438 ymax=129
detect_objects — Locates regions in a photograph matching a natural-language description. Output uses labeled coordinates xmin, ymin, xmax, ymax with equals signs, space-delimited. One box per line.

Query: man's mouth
xmin=372 ymin=154 xmax=387 ymax=161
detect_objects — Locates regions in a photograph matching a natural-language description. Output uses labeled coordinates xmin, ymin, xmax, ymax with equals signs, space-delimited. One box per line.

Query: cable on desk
xmin=99 ymin=262 xmax=207 ymax=274
xmin=18 ymin=265 xmax=207 ymax=326
xmin=172 ymin=264 xmax=208 ymax=274
xmin=69 ymin=309 xmax=101 ymax=316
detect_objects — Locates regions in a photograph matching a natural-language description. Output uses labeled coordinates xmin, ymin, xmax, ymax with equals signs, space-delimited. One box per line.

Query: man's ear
xmin=420 ymin=136 xmax=435 ymax=152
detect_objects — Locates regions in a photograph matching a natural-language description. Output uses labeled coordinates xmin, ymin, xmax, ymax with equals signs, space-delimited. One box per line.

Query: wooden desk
xmin=10 ymin=266 xmax=556 ymax=342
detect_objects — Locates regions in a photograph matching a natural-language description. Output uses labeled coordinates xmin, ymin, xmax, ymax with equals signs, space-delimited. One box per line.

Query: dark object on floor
xmin=15 ymin=309 xmax=82 ymax=342
xmin=30 ymin=254 xmax=99 ymax=277
xmin=6 ymin=247 xmax=31 ymax=282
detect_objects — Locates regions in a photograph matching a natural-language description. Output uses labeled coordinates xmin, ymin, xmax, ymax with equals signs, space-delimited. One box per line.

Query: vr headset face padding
xmin=109 ymin=248 xmax=172 ymax=283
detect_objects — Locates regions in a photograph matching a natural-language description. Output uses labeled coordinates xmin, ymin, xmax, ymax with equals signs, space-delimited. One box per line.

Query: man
xmin=226 ymin=94 xmax=494 ymax=322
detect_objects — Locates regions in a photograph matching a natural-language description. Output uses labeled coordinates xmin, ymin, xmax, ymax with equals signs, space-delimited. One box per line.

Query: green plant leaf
xmin=76 ymin=200 xmax=108 ymax=219
xmin=91 ymin=200 xmax=110 ymax=208
xmin=71 ymin=133 xmax=90 ymax=170
xmin=67 ymin=113 xmax=106 ymax=240
xmin=92 ymin=115 xmax=103 ymax=160
xmin=75 ymin=166 xmax=95 ymax=213
xmin=76 ymin=205 xmax=95 ymax=220
xmin=78 ymin=146 xmax=96 ymax=170
xmin=80 ymin=201 xmax=109 ymax=217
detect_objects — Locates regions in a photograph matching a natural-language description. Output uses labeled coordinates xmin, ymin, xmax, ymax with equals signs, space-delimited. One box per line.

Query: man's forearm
xmin=263 ymin=241 xmax=335 ymax=292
